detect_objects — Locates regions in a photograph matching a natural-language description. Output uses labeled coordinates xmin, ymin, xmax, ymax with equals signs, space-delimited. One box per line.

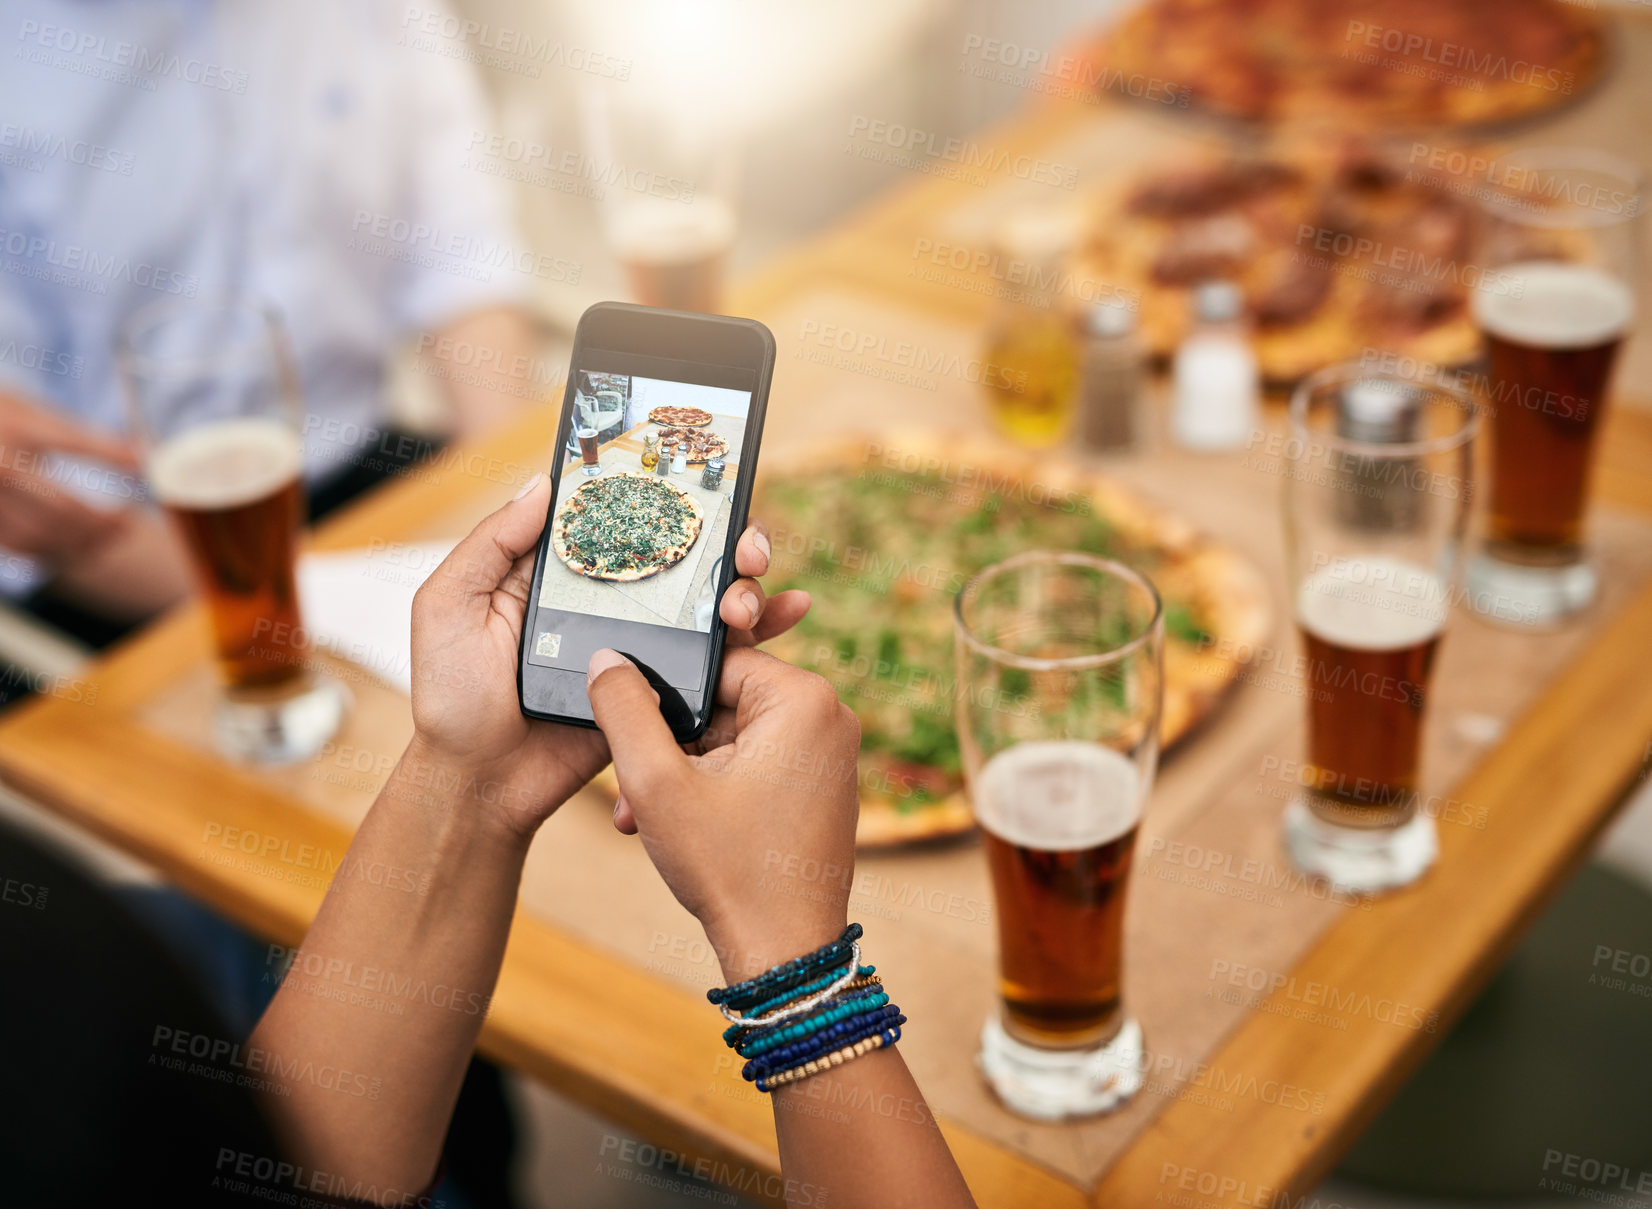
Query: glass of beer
xmin=1282 ymin=363 xmax=1477 ymax=893
xmin=119 ymin=299 xmax=346 ymax=763
xmin=580 ymin=86 xmax=740 ymax=314
xmin=1466 ymin=148 xmax=1640 ymax=626
xmin=955 ymin=552 xmax=1163 ymax=1119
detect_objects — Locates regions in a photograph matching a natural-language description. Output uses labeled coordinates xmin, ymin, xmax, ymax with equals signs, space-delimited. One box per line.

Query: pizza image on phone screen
xmin=539 ymin=376 xmax=750 ymax=632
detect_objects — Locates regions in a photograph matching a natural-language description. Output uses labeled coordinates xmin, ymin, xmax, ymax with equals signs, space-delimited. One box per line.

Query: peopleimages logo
xmin=846 ymin=115 xmax=1078 ymax=190
xmin=347 ymin=210 xmax=581 ymax=284
xmin=398 ymin=7 xmax=631 ymax=80
xmin=15 ymin=18 xmax=249 ymax=92
xmin=0 ymin=227 xmax=197 ymax=296
xmin=958 ymin=33 xmax=1191 ymax=107
xmin=461 ymin=131 xmax=694 ymax=203
xmin=0 ymin=123 xmax=135 ymax=175
xmin=1344 ymin=20 xmax=1575 ymax=94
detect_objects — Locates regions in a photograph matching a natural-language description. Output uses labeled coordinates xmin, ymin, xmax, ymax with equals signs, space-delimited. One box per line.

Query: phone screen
xmin=524 ymin=350 xmax=756 ymax=696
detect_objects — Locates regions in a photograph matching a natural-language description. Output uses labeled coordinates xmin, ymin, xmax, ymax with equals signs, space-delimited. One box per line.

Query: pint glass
xmin=120 ymin=299 xmax=345 ymax=762
xmin=1466 ymin=148 xmax=1640 ymax=626
xmin=955 ymin=552 xmax=1163 ymax=1119
xmin=580 ymin=87 xmax=739 ymax=314
xmin=1282 ymin=363 xmax=1477 ymax=892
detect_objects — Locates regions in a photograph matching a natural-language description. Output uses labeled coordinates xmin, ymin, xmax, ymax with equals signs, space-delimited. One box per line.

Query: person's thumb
xmin=428 ymin=473 xmax=551 ymax=601
xmin=586 ymin=650 xmax=688 ymax=808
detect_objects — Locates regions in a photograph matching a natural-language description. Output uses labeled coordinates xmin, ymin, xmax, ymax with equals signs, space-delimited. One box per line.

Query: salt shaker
xmin=1171 ymin=281 xmax=1259 ymax=451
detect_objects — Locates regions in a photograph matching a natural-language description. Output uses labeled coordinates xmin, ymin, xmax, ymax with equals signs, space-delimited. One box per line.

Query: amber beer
xmin=149 ymin=417 xmax=307 ymax=689
xmin=609 ymin=197 xmax=734 ymax=314
xmin=1297 ymin=559 xmax=1446 ymax=829
xmin=976 ymin=740 xmax=1141 ymax=1049
xmin=1475 ymin=262 xmax=1633 ymax=556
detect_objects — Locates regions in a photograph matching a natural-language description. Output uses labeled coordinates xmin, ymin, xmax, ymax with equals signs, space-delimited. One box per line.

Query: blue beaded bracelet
xmin=754 ymin=1027 xmax=901 ymax=1093
xmin=709 ymin=924 xmax=864 ymax=1008
xmin=708 ymin=923 xmax=905 ymax=1093
xmin=738 ymin=991 xmax=891 ymax=1059
xmin=742 ymin=1007 xmax=907 ymax=1080
xmin=721 ymin=965 xmax=877 ymax=1045
xmin=744 ymin=1005 xmax=905 ymax=1074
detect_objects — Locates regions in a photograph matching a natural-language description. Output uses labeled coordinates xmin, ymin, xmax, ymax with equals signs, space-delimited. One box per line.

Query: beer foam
xmin=149 ymin=417 xmax=303 ymax=510
xmin=1297 ymin=557 xmax=1447 ymax=652
xmin=975 ymin=741 xmax=1142 ymax=852
xmin=1474 ymin=261 xmax=1633 ymax=350
xmin=608 ymin=197 xmax=736 ymax=265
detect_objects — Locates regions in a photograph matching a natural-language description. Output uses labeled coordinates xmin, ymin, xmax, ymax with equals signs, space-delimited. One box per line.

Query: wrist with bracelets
xmin=708 ymin=924 xmax=903 ymax=1092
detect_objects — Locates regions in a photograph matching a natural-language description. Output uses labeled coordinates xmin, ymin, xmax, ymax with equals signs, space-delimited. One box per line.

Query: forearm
xmin=47 ymin=512 xmax=191 ymax=621
xmin=427 ymin=306 xmax=544 ymax=440
xmin=248 ymin=739 xmax=530 ymax=1193
xmin=772 ymin=1050 xmax=976 ymax=1209
xmin=712 ymin=930 xmax=975 ymax=1209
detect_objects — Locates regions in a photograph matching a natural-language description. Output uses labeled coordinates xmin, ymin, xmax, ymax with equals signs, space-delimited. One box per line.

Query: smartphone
xmin=517 ymin=302 xmax=775 ymax=742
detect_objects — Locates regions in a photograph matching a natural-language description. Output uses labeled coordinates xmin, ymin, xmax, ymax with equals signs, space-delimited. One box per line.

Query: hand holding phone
xmin=586 ymin=644 xmax=860 ymax=981
xmin=404 ymin=475 xmax=804 ymax=844
xmin=518 ymin=303 xmax=777 ymax=741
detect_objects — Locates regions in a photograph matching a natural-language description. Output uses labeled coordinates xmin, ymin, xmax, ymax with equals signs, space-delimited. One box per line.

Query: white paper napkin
xmin=297 ymin=541 xmax=458 ymax=695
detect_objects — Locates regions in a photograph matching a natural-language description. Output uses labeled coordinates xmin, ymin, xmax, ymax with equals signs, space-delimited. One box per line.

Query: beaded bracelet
xmin=734 ymin=983 xmax=885 ymax=1050
xmin=718 ymin=941 xmax=861 ymax=1028
xmin=707 ymin=922 xmax=904 ymax=1092
xmin=742 ymin=1007 xmax=906 ymax=1079
xmin=755 ymin=1029 xmax=900 ymax=1092
xmin=738 ymin=991 xmax=890 ymax=1059
xmin=722 ymin=967 xmax=878 ymax=1043
xmin=707 ymin=924 xmax=864 ymax=1008
xmin=748 ymin=1018 xmax=906 ymax=1084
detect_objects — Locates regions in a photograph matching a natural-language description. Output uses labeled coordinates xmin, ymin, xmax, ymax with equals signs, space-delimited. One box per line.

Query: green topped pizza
xmin=552 ymin=472 xmax=704 ymax=582
xmin=754 ymin=434 xmax=1270 ymax=846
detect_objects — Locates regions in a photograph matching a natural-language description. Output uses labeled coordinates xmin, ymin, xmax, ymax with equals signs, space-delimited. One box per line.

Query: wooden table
xmin=8 ymin=22 xmax=1652 ymax=1209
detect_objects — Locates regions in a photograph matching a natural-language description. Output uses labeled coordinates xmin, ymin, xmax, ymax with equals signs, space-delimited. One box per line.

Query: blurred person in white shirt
xmin=0 ymin=0 xmax=558 ymax=634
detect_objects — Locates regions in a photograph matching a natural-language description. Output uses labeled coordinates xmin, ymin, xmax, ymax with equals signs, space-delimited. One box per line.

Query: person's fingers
xmin=497 ymin=549 xmax=536 ymax=609
xmin=731 ymin=521 xmax=772 ymax=579
xmin=612 ymin=794 xmax=638 ymax=836
xmin=711 ymin=643 xmax=836 ymax=715
xmin=718 ymin=576 xmax=766 ymax=631
xmin=690 ymin=702 xmax=739 ymax=756
xmin=749 ymin=589 xmax=811 ymax=644
xmin=24 ymin=404 xmax=140 ymax=469
xmin=586 ymin=649 xmax=690 ymax=801
xmin=423 ymin=474 xmax=550 ymax=603
xmin=0 ymin=482 xmax=126 ymax=558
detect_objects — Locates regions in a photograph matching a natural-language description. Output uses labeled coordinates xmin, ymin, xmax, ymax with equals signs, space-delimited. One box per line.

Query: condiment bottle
xmin=1077 ymin=298 xmax=1144 ymax=452
xmin=980 ymin=207 xmax=1082 ymax=449
xmin=700 ymin=455 xmax=726 ymax=491
xmin=1171 ymin=281 xmax=1259 ymax=451
xmin=640 ymin=433 xmax=660 ymax=471
xmin=1336 ymin=377 xmax=1423 ymax=531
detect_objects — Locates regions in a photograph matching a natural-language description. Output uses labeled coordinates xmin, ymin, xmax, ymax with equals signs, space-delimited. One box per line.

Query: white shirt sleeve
xmin=383 ymin=1 xmax=541 ymax=336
